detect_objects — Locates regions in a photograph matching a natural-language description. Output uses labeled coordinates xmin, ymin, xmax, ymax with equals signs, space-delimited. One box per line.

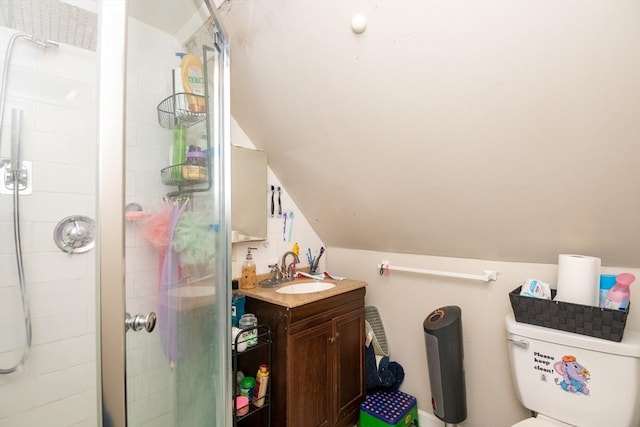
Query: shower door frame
xmin=97 ymin=1 xmax=232 ymax=426
xmin=98 ymin=1 xmax=127 ymax=426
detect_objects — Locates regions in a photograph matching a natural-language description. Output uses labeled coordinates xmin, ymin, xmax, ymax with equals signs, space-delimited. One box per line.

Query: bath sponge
xmin=172 ymin=211 xmax=217 ymax=265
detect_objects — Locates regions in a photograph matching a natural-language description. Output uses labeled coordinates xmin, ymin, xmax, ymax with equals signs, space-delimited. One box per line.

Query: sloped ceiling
xmin=128 ymin=0 xmax=201 ymax=35
xmin=218 ymin=1 xmax=640 ymax=267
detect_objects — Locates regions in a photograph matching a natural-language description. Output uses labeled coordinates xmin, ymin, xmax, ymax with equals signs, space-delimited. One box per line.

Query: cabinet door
xmin=288 ymin=321 xmax=334 ymax=427
xmin=334 ymin=308 xmax=365 ymax=425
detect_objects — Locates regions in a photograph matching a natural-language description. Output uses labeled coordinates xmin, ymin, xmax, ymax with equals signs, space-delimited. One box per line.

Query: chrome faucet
xmin=269 ymin=262 xmax=283 ymax=282
xmin=280 ymin=251 xmax=300 ymax=281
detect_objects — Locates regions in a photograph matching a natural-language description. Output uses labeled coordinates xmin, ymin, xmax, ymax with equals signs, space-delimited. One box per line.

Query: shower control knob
xmin=125 ymin=312 xmax=157 ymax=333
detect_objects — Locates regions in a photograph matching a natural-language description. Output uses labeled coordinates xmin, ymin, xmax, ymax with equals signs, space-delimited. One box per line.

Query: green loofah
xmin=172 ymin=211 xmax=217 ymax=265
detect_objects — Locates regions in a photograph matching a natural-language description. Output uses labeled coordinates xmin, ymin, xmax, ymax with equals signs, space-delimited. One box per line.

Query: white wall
xmin=124 ymin=18 xmax=184 ymax=427
xmin=327 ymin=248 xmax=640 ymax=427
xmin=230 ymin=118 xmax=324 ymax=278
xmin=0 ymin=27 xmax=98 ymax=427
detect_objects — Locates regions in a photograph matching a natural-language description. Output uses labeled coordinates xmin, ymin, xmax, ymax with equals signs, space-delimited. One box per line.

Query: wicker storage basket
xmin=509 ymin=286 xmax=630 ymax=342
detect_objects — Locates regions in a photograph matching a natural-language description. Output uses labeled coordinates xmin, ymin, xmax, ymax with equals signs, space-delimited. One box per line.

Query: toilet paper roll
xmin=555 ymin=254 xmax=601 ymax=306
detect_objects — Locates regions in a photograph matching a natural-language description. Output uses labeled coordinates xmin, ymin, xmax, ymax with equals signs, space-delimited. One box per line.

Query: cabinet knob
xmin=329 ymin=336 xmax=336 ymax=343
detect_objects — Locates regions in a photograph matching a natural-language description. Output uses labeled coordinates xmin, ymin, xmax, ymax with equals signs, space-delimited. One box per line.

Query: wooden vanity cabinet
xmin=245 ymin=287 xmax=365 ymax=427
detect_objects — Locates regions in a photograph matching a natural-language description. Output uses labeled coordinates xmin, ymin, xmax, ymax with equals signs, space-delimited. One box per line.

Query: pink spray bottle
xmin=605 ymin=273 xmax=635 ymax=311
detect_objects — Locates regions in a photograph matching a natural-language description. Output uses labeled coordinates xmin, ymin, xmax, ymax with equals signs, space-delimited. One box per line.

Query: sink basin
xmin=276 ymin=281 xmax=336 ymax=294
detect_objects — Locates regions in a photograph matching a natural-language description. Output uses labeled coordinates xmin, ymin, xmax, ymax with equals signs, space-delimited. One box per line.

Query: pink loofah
xmin=142 ymin=203 xmax=171 ymax=250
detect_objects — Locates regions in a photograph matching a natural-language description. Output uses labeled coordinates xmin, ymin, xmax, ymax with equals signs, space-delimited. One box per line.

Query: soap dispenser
xmin=239 ymin=247 xmax=258 ymax=289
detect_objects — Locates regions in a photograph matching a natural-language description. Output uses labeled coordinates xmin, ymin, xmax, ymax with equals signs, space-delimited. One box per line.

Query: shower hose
xmin=0 ymin=32 xmax=56 ymax=374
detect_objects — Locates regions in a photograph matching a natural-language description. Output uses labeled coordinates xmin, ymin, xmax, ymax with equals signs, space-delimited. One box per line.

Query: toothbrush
xmin=270 ymin=185 xmax=275 ymax=217
xmin=277 ymin=186 xmax=282 ymax=217
xmin=312 ymin=246 xmax=325 ymax=273
xmin=282 ymin=212 xmax=287 ymax=241
xmin=277 ymin=186 xmax=282 ymax=218
xmin=287 ymin=211 xmax=294 ymax=241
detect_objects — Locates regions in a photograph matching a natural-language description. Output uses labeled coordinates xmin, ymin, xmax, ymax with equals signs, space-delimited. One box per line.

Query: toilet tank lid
xmin=505 ymin=313 xmax=640 ymax=358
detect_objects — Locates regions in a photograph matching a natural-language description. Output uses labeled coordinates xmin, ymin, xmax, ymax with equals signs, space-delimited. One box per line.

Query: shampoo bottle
xmin=179 ymin=53 xmax=206 ymax=113
xmin=252 ymin=364 xmax=269 ymax=408
xmin=605 ymin=273 xmax=635 ymax=311
xmin=171 ymin=124 xmax=187 ymax=181
xmin=239 ymin=247 xmax=257 ymax=289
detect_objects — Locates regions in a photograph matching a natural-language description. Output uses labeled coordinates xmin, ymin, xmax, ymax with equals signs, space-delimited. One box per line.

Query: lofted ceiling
xmin=216 ymin=1 xmax=640 ymax=268
xmin=133 ymin=0 xmax=640 ymax=268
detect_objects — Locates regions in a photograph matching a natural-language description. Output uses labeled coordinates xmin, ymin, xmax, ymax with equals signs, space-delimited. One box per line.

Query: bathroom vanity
xmin=242 ymin=279 xmax=367 ymax=427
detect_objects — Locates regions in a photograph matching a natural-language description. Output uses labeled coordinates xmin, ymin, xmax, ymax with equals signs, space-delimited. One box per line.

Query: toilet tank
xmin=505 ymin=313 xmax=640 ymax=427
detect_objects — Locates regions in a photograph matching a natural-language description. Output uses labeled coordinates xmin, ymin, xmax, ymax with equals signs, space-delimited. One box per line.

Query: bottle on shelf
xmin=239 ymin=376 xmax=255 ymax=399
xmin=238 ymin=313 xmax=258 ymax=347
xmin=231 ymin=279 xmax=245 ymax=328
xmin=253 ymin=364 xmax=270 ymax=408
xmin=171 ymin=123 xmax=187 ymax=181
xmin=183 ymin=145 xmax=208 ymax=181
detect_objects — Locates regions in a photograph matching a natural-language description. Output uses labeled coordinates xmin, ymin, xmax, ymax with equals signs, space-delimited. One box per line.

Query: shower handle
xmin=125 ymin=312 xmax=157 ymax=333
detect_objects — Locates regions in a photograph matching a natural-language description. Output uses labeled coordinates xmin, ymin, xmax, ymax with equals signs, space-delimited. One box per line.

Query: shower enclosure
xmin=0 ymin=1 xmax=231 ymax=426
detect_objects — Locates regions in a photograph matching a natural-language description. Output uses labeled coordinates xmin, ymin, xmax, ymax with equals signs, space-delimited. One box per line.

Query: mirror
xmin=231 ymin=145 xmax=267 ymax=243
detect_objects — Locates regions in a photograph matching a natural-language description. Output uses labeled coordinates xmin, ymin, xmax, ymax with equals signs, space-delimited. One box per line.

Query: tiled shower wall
xmin=0 ymin=25 xmax=98 ymax=427
xmin=124 ymin=18 xmax=183 ymax=427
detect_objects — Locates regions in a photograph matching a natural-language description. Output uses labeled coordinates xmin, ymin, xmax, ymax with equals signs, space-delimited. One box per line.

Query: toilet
xmin=505 ymin=313 xmax=640 ymax=427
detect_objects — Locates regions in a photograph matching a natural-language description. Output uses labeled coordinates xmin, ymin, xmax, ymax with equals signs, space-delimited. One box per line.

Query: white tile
xmin=26 ymin=336 xmax=91 ymax=376
xmin=28 ymin=222 xmax=63 ymax=253
xmin=0 ymin=380 xmax=28 ymax=418
xmin=28 ymin=280 xmax=89 ymax=314
xmin=15 ymin=130 xmax=92 ymax=167
xmin=0 ymin=317 xmax=26 ymax=353
xmin=134 ymin=270 xmax=159 ymax=298
xmin=139 ymin=411 xmax=174 ymax=427
xmin=15 ymin=192 xmax=93 ymax=222
xmin=34 ymin=102 xmax=95 ymax=139
xmin=0 ymin=412 xmax=29 ymax=427
xmin=127 ymin=146 xmax=160 ymax=174
xmin=27 ymin=364 xmax=87 ymax=408
xmin=37 ymin=44 xmax=97 ymax=85
xmin=127 ymin=389 xmax=173 ymax=425
xmin=5 ymin=68 xmax=95 ymax=112
xmin=129 ymin=365 xmax=173 ymax=402
xmin=125 ymin=296 xmax=157 ymax=316
xmin=31 ymin=308 xmax=87 ymax=345
xmin=0 ymin=97 xmax=37 ymax=141
xmin=23 ymin=252 xmax=91 ymax=284
xmin=0 ymin=224 xmax=13 ymax=256
xmin=0 ymin=286 xmax=21 ymax=319
xmin=28 ymin=392 xmax=90 ymax=427
xmin=126 ymin=246 xmax=159 ymax=275
xmin=32 ymin=162 xmax=95 ymax=194
xmin=126 ymin=339 xmax=167 ymax=377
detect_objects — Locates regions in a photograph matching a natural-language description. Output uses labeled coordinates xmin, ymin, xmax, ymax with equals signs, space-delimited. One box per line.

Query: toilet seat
xmin=512 ymin=415 xmax=570 ymax=427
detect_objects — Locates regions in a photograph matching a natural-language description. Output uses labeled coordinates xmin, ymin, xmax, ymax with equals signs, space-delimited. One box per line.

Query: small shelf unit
xmin=233 ymin=324 xmax=272 ymax=427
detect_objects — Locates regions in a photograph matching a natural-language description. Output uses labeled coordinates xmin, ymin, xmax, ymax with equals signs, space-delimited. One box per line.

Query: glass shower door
xmin=121 ymin=8 xmax=231 ymax=427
